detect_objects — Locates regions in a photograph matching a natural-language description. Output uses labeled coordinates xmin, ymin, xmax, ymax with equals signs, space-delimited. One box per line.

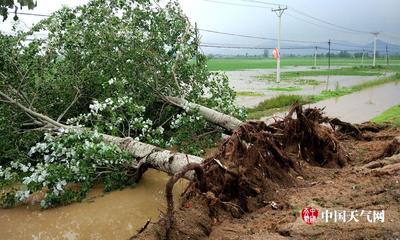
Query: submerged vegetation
xmin=256 ymin=66 xmax=384 ymax=81
xmin=248 ymin=71 xmax=400 ymax=119
xmin=267 ymin=86 xmax=303 ymax=92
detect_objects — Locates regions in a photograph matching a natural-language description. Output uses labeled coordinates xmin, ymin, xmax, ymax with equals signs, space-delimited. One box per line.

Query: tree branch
xmin=57 ymin=87 xmax=81 ymax=122
xmin=163 ymin=96 xmax=243 ymax=132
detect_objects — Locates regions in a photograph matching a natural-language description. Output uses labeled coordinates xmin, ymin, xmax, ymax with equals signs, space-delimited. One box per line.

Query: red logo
xmin=301 ymin=207 xmax=319 ymax=224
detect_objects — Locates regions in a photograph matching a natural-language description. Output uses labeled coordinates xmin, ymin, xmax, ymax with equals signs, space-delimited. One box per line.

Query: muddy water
xmin=262 ymin=82 xmax=400 ymax=124
xmin=0 ymin=170 xmax=187 ymax=240
xmin=308 ymin=82 xmax=400 ymax=123
xmin=229 ymin=66 xmax=393 ymax=108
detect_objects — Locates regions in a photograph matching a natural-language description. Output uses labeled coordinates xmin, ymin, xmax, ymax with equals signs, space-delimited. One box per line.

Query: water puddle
xmin=0 ymin=170 xmax=187 ymax=240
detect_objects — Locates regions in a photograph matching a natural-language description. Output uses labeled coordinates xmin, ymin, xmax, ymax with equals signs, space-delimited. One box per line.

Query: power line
xmin=200 ymin=44 xmax=377 ymax=54
xmin=331 ymin=42 xmax=372 ymax=50
xmin=239 ymin=0 xmax=282 ymax=6
xmin=381 ymin=33 xmax=400 ymax=43
xmin=6 ymin=9 xmax=400 ymax=53
xmin=197 ymin=0 xmax=272 ymax=9
xmin=199 ymin=28 xmax=326 ymax=44
xmin=7 ymin=11 xmax=50 ymax=17
xmin=235 ymin=1 xmax=372 ymax=36
xmin=286 ymin=13 xmax=367 ymax=36
xmin=200 ymin=43 xmax=315 ymax=50
xmin=289 ymin=7 xmax=370 ymax=35
xmin=318 ymin=47 xmax=373 ymax=53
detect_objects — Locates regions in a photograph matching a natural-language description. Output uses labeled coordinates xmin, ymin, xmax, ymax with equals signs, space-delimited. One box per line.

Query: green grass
xmin=257 ymin=66 xmax=383 ymax=81
xmin=235 ymin=91 xmax=264 ymax=97
xmin=248 ymin=95 xmax=312 ymax=119
xmin=372 ymin=105 xmax=400 ymax=126
xmin=247 ymin=72 xmax=400 ymax=119
xmin=207 ymin=57 xmax=400 ymax=71
xmin=295 ymin=79 xmax=321 ymax=86
xmin=267 ymin=86 xmax=302 ymax=92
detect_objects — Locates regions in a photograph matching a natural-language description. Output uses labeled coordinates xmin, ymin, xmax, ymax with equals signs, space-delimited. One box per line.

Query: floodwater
xmin=308 ymin=82 xmax=400 ymax=123
xmin=0 ymin=170 xmax=187 ymax=240
xmin=228 ymin=66 xmax=394 ymax=108
xmin=262 ymin=82 xmax=400 ymax=124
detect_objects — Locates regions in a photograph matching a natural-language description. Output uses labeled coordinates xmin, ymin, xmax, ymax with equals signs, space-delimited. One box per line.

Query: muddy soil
xmin=136 ymin=110 xmax=400 ymax=240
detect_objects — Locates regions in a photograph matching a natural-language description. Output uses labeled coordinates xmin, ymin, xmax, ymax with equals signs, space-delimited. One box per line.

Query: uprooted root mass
xmin=135 ymin=104 xmax=399 ymax=240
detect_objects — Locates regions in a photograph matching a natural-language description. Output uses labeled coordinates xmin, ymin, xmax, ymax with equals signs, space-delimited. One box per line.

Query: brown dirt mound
xmin=134 ymin=105 xmax=399 ymax=240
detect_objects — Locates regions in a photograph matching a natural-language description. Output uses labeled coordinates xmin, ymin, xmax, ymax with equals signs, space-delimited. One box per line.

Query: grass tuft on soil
xmin=267 ymin=86 xmax=302 ymax=92
xmin=236 ymin=91 xmax=264 ymax=97
xmin=295 ymin=79 xmax=321 ymax=85
xmin=372 ymin=105 xmax=400 ymax=126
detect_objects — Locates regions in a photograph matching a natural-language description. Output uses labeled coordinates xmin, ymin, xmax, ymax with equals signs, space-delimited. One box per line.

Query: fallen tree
xmin=1 ymin=89 xmax=353 ymax=179
xmin=0 ymin=90 xmax=205 ymax=179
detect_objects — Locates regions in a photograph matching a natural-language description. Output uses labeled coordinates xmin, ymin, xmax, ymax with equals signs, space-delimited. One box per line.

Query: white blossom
xmin=15 ymin=190 xmax=30 ymax=202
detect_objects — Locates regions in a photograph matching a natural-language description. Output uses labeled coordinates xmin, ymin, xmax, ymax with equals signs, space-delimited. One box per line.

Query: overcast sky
xmin=1 ymin=0 xmax=399 ymax=51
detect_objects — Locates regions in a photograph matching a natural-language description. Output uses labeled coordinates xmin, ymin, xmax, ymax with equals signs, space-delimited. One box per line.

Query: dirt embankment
xmin=133 ymin=105 xmax=400 ymax=240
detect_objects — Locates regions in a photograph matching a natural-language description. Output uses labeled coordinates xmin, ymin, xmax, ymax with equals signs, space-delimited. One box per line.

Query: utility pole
xmin=314 ymin=46 xmax=318 ymax=68
xmin=361 ymin=49 xmax=365 ymax=66
xmin=385 ymin=45 xmax=389 ymax=65
xmin=328 ymin=40 xmax=331 ymax=70
xmin=326 ymin=40 xmax=331 ymax=91
xmin=272 ymin=5 xmax=287 ymax=83
xmin=371 ymin=32 xmax=379 ymax=67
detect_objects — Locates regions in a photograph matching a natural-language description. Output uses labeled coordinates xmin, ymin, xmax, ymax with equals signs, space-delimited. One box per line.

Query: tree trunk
xmin=1 ymin=91 xmax=246 ymax=178
xmin=1 ymin=91 xmax=204 ymax=179
xmin=164 ymin=96 xmax=243 ymax=132
xmin=103 ymin=135 xmax=203 ymax=179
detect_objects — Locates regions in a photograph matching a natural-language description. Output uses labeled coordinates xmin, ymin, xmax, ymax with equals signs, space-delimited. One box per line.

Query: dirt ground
xmin=208 ymin=156 xmax=400 ymax=240
xmin=135 ymin=112 xmax=400 ymax=240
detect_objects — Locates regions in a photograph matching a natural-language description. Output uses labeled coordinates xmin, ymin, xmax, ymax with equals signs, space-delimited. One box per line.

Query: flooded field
xmin=228 ymin=66 xmax=393 ymax=107
xmin=0 ymin=170 xmax=186 ymax=240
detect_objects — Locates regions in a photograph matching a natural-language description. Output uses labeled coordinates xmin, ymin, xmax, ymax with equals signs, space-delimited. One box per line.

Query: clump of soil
xmin=134 ymin=105 xmax=400 ymax=240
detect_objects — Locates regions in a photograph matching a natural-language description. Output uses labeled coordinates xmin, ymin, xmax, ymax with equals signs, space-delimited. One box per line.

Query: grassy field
xmin=207 ymin=57 xmax=400 ymax=71
xmin=257 ymin=66 xmax=383 ymax=81
xmin=372 ymin=105 xmax=400 ymax=126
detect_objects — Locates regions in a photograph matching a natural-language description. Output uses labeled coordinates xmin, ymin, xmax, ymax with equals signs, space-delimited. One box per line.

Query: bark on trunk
xmin=165 ymin=96 xmax=243 ymax=132
xmin=103 ymin=135 xmax=203 ymax=178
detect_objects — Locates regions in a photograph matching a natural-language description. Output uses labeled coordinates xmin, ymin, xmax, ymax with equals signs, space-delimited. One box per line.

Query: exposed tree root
xmin=136 ymin=104 xmax=354 ymax=240
xmin=381 ymin=136 xmax=400 ymax=158
xmin=165 ymin=163 xmax=206 ymax=239
xmin=329 ymin=117 xmax=363 ymax=139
